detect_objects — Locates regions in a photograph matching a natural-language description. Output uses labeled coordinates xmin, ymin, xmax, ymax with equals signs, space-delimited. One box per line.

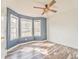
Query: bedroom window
xmin=34 ymin=20 xmax=41 ymax=36
xmin=21 ymin=18 xmax=32 ymax=37
xmin=10 ymin=14 xmax=18 ymax=40
xmin=7 ymin=8 xmax=46 ymax=40
xmin=7 ymin=8 xmax=47 ymax=49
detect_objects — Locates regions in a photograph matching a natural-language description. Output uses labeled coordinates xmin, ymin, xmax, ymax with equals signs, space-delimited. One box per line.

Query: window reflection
xmin=10 ymin=14 xmax=18 ymax=40
xmin=21 ymin=18 xmax=32 ymax=37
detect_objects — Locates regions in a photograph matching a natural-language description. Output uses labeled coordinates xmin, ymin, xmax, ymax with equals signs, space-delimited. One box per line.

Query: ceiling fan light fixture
xmin=33 ymin=0 xmax=57 ymax=15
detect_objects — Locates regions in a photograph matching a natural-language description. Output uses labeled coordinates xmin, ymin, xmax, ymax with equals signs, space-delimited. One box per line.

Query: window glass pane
xmin=21 ymin=18 xmax=32 ymax=37
xmin=34 ymin=20 xmax=41 ymax=36
xmin=10 ymin=14 xmax=18 ymax=40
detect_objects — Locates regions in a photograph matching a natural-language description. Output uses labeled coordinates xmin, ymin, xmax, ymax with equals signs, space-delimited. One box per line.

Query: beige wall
xmin=5 ymin=0 xmax=78 ymax=49
xmin=47 ymin=0 xmax=78 ymax=48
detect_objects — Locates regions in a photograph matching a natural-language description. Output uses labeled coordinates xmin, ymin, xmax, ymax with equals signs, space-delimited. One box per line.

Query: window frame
xmin=10 ymin=14 xmax=19 ymax=40
xmin=6 ymin=8 xmax=47 ymax=49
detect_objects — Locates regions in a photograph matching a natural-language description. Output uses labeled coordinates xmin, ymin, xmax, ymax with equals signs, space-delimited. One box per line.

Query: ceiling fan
xmin=33 ymin=0 xmax=57 ymax=15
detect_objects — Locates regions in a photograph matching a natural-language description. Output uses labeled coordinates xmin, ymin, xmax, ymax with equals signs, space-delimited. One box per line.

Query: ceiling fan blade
xmin=49 ymin=9 xmax=57 ymax=13
xmin=33 ymin=6 xmax=44 ymax=9
xmin=41 ymin=11 xmax=45 ymax=15
xmin=41 ymin=9 xmax=48 ymax=15
xmin=48 ymin=0 xmax=56 ymax=7
xmin=41 ymin=9 xmax=46 ymax=15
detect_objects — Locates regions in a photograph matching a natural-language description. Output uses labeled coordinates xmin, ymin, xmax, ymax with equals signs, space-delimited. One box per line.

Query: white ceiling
xmin=2 ymin=0 xmax=77 ymax=16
